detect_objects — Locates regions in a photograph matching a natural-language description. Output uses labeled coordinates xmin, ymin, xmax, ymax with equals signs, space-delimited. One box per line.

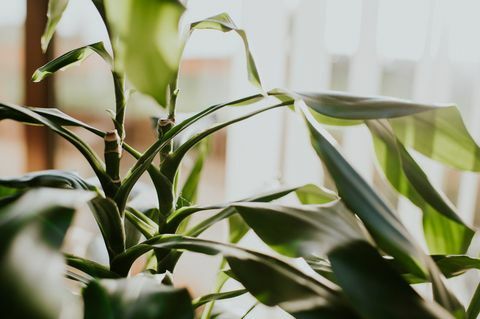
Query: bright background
xmin=1 ymin=0 xmax=480 ymax=317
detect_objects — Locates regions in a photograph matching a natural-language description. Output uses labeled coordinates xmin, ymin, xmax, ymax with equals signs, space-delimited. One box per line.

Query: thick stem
xmin=104 ymin=129 xmax=122 ymax=193
xmin=157 ymin=118 xmax=176 ymax=219
xmin=112 ymin=71 xmax=127 ymax=141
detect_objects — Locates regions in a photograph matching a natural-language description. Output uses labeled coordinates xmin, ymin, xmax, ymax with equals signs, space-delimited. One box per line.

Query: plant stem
xmin=104 ymin=130 xmax=122 ymax=192
xmin=112 ymin=71 xmax=127 ymax=141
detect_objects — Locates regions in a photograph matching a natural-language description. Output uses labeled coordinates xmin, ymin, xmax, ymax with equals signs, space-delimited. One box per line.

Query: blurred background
xmin=1 ymin=0 xmax=480 ymax=317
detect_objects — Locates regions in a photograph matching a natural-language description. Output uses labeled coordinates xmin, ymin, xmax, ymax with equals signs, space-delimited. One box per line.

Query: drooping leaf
xmin=271 ymin=89 xmax=445 ymax=120
xmin=104 ymin=0 xmax=185 ymax=107
xmin=304 ymin=111 xmax=464 ymax=315
xmin=33 ymin=42 xmax=112 ymax=82
xmin=190 ymin=13 xmax=262 ymax=89
xmin=329 ymin=240 xmax=454 ymax=319
xmin=232 ymin=201 xmax=365 ymax=258
xmin=41 ymin=0 xmax=69 ymax=52
xmin=367 ymin=120 xmax=474 ymax=254
xmin=112 ymin=235 xmax=356 ymax=317
xmin=65 ymin=254 xmax=119 ymax=279
xmin=89 ymin=197 xmax=125 ymax=261
xmin=0 ymin=170 xmax=97 ymax=191
xmin=0 ymin=188 xmax=93 ymax=319
xmin=390 ymin=106 xmax=480 ymax=171
xmin=83 ymin=274 xmax=194 ymax=319
xmin=0 ymin=102 xmax=112 ymax=194
xmin=0 ymin=105 xmax=106 ymax=137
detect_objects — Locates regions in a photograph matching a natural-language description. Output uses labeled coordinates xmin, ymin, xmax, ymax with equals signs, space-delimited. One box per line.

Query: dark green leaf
xmin=304 ymin=111 xmax=464 ymax=315
xmin=190 ymin=13 xmax=262 ymax=89
xmin=0 ymin=105 xmax=106 ymax=137
xmin=329 ymin=240 xmax=453 ymax=319
xmin=89 ymin=197 xmax=125 ymax=261
xmin=125 ymin=207 xmax=157 ymax=240
xmin=0 ymin=188 xmax=93 ymax=319
xmin=112 ymin=235 xmax=356 ymax=317
xmin=367 ymin=120 xmax=474 ymax=254
xmin=83 ymin=274 xmax=194 ymax=319
xmin=0 ymin=169 xmax=97 ymax=191
xmin=65 ymin=254 xmax=119 ymax=279
xmin=232 ymin=201 xmax=365 ymax=258
xmin=467 ymin=283 xmax=480 ymax=319
xmin=0 ymin=102 xmax=112 ymax=194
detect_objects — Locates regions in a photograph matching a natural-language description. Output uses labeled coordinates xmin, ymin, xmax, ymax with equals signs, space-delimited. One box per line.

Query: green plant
xmin=1 ymin=1 xmax=480 ymax=318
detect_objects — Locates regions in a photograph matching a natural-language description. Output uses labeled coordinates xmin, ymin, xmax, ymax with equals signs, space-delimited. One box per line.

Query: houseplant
xmin=1 ymin=0 xmax=480 ymax=318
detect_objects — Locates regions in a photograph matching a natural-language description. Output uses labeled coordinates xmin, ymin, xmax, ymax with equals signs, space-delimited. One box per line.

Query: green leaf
xmin=113 ymin=235 xmax=356 ymax=317
xmin=83 ymin=274 xmax=194 ymax=319
xmin=271 ymin=89 xmax=444 ymax=119
xmin=104 ymin=0 xmax=185 ymax=107
xmin=467 ymin=284 xmax=480 ymax=319
xmin=0 ymin=169 xmax=97 ymax=191
xmin=116 ymin=100 xmax=293 ymax=213
xmin=0 ymin=188 xmax=93 ymax=319
xmin=304 ymin=111 xmax=464 ymax=316
xmin=65 ymin=254 xmax=119 ymax=279
xmin=192 ymin=289 xmax=247 ymax=308
xmin=41 ymin=0 xmax=69 ymax=52
xmin=190 ymin=13 xmax=262 ymax=89
xmin=125 ymin=207 xmax=157 ymax=240
xmin=232 ymin=201 xmax=365 ymax=258
xmin=176 ymin=140 xmax=208 ymax=209
xmin=367 ymin=120 xmax=474 ymax=254
xmin=295 ymin=184 xmax=339 ymax=204
xmin=89 ymin=197 xmax=125 ymax=261
xmin=0 ymin=105 xmax=106 ymax=137
xmin=329 ymin=240 xmax=454 ymax=319
xmin=0 ymin=102 xmax=112 ymax=194
xmin=33 ymin=42 xmax=112 ymax=82
xmin=390 ymin=106 xmax=480 ymax=171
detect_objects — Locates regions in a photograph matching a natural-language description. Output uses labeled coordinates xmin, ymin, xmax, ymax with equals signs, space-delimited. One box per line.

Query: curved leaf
xmin=271 ymin=89 xmax=446 ymax=119
xmin=112 ymin=235 xmax=356 ymax=317
xmin=0 ymin=105 xmax=106 ymax=137
xmin=65 ymin=254 xmax=119 ymax=279
xmin=41 ymin=0 xmax=69 ymax=52
xmin=303 ymin=110 xmax=464 ymax=315
xmin=329 ymin=241 xmax=454 ymax=319
xmin=0 ymin=102 xmax=112 ymax=194
xmin=367 ymin=120 xmax=474 ymax=254
xmin=33 ymin=42 xmax=111 ymax=82
xmin=390 ymin=106 xmax=480 ymax=171
xmin=83 ymin=274 xmax=194 ymax=319
xmin=190 ymin=13 xmax=262 ymax=89
xmin=0 ymin=170 xmax=97 ymax=191
xmin=232 ymin=201 xmax=366 ymax=258
xmin=0 ymin=189 xmax=93 ymax=319
xmin=89 ymin=197 xmax=125 ymax=261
